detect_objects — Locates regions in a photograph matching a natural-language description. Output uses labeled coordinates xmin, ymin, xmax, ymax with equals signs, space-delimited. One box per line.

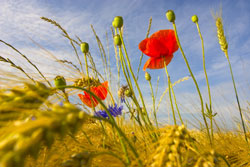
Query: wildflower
xmin=139 ymin=30 xmax=178 ymax=71
xmin=94 ymin=103 xmax=123 ymax=118
xmin=78 ymin=81 xmax=108 ymax=108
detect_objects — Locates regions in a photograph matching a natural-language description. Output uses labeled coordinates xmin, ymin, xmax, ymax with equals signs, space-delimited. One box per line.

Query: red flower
xmin=139 ymin=30 xmax=178 ymax=71
xmin=78 ymin=81 xmax=108 ymax=108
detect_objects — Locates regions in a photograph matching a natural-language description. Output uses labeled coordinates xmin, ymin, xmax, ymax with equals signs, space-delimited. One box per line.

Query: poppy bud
xmin=80 ymin=42 xmax=89 ymax=53
xmin=191 ymin=15 xmax=198 ymax=23
xmin=166 ymin=10 xmax=175 ymax=23
xmin=114 ymin=35 xmax=122 ymax=46
xmin=113 ymin=16 xmax=123 ymax=28
xmin=125 ymin=89 xmax=132 ymax=97
xmin=54 ymin=76 xmax=66 ymax=90
xmin=145 ymin=72 xmax=151 ymax=81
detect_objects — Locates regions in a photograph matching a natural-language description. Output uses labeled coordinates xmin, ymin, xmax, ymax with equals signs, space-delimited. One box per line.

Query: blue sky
xmin=0 ymin=0 xmax=250 ymax=129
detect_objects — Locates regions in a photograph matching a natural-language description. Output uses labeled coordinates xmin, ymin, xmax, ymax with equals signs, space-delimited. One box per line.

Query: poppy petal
xmin=150 ymin=30 xmax=178 ymax=55
xmin=139 ymin=38 xmax=168 ymax=58
xmin=143 ymin=55 xmax=174 ymax=71
xmin=92 ymin=81 xmax=108 ymax=100
xmin=78 ymin=93 xmax=98 ymax=108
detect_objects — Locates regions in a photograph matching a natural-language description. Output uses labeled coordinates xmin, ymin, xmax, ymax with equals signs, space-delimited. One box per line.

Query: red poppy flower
xmin=139 ymin=30 xmax=178 ymax=71
xmin=78 ymin=81 xmax=108 ymax=108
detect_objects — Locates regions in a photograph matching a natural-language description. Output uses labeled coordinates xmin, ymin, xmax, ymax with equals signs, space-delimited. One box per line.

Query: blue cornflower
xmin=120 ymin=97 xmax=125 ymax=103
xmin=95 ymin=103 xmax=123 ymax=119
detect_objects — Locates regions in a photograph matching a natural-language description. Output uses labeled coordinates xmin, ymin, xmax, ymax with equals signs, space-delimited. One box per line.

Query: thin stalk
xmin=195 ymin=22 xmax=213 ymax=139
xmin=136 ymin=17 xmax=152 ymax=80
xmin=148 ymin=79 xmax=158 ymax=128
xmin=170 ymin=84 xmax=183 ymax=125
xmin=81 ymin=130 xmax=93 ymax=145
xmin=0 ymin=40 xmax=51 ymax=86
xmin=225 ymin=50 xmax=248 ymax=144
xmin=164 ymin=66 xmax=176 ymax=125
xmin=111 ymin=27 xmax=121 ymax=88
xmin=119 ymin=29 xmax=152 ymax=126
xmin=118 ymin=46 xmax=147 ymax=126
xmin=172 ymin=22 xmax=212 ymax=145
xmin=83 ymin=52 xmax=94 ymax=111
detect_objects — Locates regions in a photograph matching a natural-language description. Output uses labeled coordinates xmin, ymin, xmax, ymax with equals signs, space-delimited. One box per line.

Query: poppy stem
xmin=118 ymin=28 xmax=153 ymax=128
xmin=118 ymin=46 xmax=148 ymax=127
xmin=172 ymin=22 xmax=212 ymax=146
xmin=195 ymin=22 xmax=214 ymax=141
xmin=136 ymin=17 xmax=152 ymax=80
xmin=148 ymin=78 xmax=158 ymax=128
xmin=164 ymin=66 xmax=177 ymax=125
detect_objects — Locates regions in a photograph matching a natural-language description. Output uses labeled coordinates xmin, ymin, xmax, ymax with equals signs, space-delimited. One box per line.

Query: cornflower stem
xmin=225 ymin=50 xmax=248 ymax=144
xmin=195 ymin=22 xmax=213 ymax=139
xmin=119 ymin=28 xmax=152 ymax=127
xmin=172 ymin=22 xmax=212 ymax=145
xmin=118 ymin=46 xmax=148 ymax=126
xmin=148 ymin=79 xmax=158 ymax=128
xmin=63 ymin=86 xmax=143 ymax=166
xmin=164 ymin=66 xmax=177 ymax=125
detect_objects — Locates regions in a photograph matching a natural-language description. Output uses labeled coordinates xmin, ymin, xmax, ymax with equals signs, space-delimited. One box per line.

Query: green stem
xmin=172 ymin=22 xmax=212 ymax=145
xmin=148 ymin=80 xmax=158 ymax=128
xmin=196 ymin=22 xmax=213 ymax=140
xmin=164 ymin=66 xmax=176 ymax=125
xmin=118 ymin=46 xmax=147 ymax=126
xmin=225 ymin=51 xmax=248 ymax=144
xmin=170 ymin=83 xmax=184 ymax=125
xmin=119 ymin=29 xmax=152 ymax=127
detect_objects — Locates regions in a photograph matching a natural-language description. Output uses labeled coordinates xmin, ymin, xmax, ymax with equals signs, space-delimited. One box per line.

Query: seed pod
xmin=125 ymin=89 xmax=132 ymax=97
xmin=191 ymin=15 xmax=198 ymax=23
xmin=54 ymin=76 xmax=66 ymax=90
xmin=166 ymin=10 xmax=175 ymax=23
xmin=80 ymin=42 xmax=89 ymax=53
xmin=113 ymin=16 xmax=123 ymax=28
xmin=145 ymin=72 xmax=151 ymax=81
xmin=114 ymin=35 xmax=122 ymax=46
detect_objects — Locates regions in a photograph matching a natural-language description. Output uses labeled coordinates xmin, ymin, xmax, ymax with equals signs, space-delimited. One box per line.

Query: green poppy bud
xmin=114 ymin=35 xmax=122 ymax=46
xmin=125 ymin=89 xmax=132 ymax=97
xmin=113 ymin=16 xmax=123 ymax=28
xmin=191 ymin=15 xmax=198 ymax=23
xmin=145 ymin=72 xmax=151 ymax=81
xmin=80 ymin=42 xmax=89 ymax=53
xmin=54 ymin=76 xmax=66 ymax=90
xmin=166 ymin=10 xmax=175 ymax=23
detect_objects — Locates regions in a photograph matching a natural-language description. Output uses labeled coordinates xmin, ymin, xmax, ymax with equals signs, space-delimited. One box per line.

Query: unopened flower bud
xmin=113 ymin=16 xmax=123 ymax=28
xmin=166 ymin=10 xmax=175 ymax=23
xmin=125 ymin=89 xmax=132 ymax=97
xmin=54 ymin=76 xmax=66 ymax=90
xmin=191 ymin=15 xmax=198 ymax=23
xmin=145 ymin=72 xmax=151 ymax=81
xmin=114 ymin=35 xmax=122 ymax=46
xmin=80 ymin=42 xmax=89 ymax=53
